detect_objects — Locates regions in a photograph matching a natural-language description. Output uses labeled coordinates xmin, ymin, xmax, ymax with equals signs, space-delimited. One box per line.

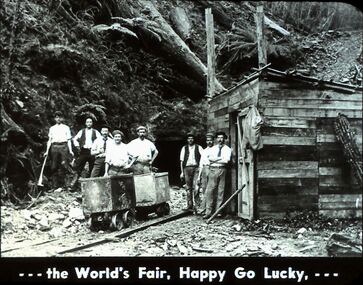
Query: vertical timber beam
xmin=255 ymin=5 xmax=267 ymax=68
xmin=205 ymin=8 xmax=216 ymax=99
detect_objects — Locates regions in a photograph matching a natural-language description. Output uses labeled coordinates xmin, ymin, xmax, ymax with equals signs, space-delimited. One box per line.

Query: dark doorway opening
xmin=154 ymin=139 xmax=185 ymax=186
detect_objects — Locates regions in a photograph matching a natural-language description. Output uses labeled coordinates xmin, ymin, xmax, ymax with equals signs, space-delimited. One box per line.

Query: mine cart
xmin=133 ymin=172 xmax=171 ymax=220
xmin=80 ymin=175 xmax=136 ymax=231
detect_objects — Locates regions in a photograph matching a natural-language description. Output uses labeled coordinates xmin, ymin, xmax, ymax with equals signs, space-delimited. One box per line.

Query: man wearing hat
xmin=179 ymin=133 xmax=203 ymax=211
xmin=203 ymin=131 xmax=232 ymax=219
xmin=127 ymin=126 xmax=158 ymax=174
xmin=90 ymin=125 xmax=114 ymax=177
xmin=44 ymin=111 xmax=74 ymax=189
xmin=70 ymin=117 xmax=101 ymax=189
xmin=197 ymin=132 xmax=214 ymax=213
xmin=104 ymin=130 xmax=131 ymax=176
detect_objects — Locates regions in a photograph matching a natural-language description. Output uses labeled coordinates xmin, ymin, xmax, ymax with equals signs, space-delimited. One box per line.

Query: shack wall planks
xmin=208 ymin=78 xmax=362 ymax=218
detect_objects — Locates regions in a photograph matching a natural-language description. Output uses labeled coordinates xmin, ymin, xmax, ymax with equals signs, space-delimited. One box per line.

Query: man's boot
xmin=70 ymin=173 xmax=79 ymax=192
xmin=183 ymin=189 xmax=193 ymax=211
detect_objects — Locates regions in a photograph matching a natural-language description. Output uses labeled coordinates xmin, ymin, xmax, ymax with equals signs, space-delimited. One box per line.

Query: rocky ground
xmin=1 ymin=187 xmax=361 ymax=257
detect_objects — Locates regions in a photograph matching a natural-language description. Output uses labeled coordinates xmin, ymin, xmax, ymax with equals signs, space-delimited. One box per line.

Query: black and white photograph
xmin=0 ymin=0 xmax=362 ymax=283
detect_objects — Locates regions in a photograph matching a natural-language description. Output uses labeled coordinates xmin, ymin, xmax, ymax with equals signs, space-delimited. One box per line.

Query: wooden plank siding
xmin=208 ymin=78 xmax=362 ymax=219
xmin=256 ymin=80 xmax=362 ymax=219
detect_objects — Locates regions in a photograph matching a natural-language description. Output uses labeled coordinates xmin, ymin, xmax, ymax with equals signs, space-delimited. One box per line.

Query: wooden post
xmin=205 ymin=8 xmax=216 ymax=99
xmin=255 ymin=5 xmax=267 ymax=68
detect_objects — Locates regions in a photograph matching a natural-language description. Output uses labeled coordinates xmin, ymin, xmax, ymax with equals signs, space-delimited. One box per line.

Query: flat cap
xmin=112 ymin=130 xmax=124 ymax=137
xmin=136 ymin=126 xmax=147 ymax=131
xmin=215 ymin=131 xmax=227 ymax=139
xmin=54 ymin=111 xmax=63 ymax=117
xmin=205 ymin=132 xmax=214 ymax=138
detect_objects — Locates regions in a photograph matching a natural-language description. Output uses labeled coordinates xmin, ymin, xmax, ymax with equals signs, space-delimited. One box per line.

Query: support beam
xmin=255 ymin=5 xmax=267 ymax=68
xmin=205 ymin=8 xmax=216 ymax=99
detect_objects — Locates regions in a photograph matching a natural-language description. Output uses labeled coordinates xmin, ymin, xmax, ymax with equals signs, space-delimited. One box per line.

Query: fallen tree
xmin=110 ymin=0 xmax=226 ymax=93
xmin=169 ymin=7 xmax=191 ymax=43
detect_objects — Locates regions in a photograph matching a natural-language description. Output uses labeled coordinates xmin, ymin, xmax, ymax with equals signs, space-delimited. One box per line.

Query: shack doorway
xmin=236 ymin=109 xmax=255 ymax=220
xmin=154 ymin=139 xmax=184 ymax=186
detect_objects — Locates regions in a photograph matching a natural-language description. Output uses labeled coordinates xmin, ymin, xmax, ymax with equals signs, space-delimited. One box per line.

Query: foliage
xmin=265 ymin=2 xmax=363 ymax=34
xmin=217 ymin=26 xmax=301 ymax=73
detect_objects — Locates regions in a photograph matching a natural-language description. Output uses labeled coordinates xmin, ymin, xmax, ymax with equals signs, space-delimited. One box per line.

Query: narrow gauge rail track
xmin=1 ymin=211 xmax=192 ymax=256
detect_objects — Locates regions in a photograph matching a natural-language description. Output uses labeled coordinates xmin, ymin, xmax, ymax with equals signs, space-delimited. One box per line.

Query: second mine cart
xmin=134 ymin=172 xmax=171 ymax=220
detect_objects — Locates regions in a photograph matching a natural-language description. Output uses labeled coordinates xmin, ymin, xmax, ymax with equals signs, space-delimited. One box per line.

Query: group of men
xmin=45 ymin=111 xmax=158 ymax=191
xmin=46 ymin=110 xmax=232 ymax=220
xmin=179 ymin=132 xmax=232 ymax=219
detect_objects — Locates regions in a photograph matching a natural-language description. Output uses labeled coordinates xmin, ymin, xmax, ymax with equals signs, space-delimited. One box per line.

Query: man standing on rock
xmin=104 ymin=130 xmax=131 ymax=176
xmin=179 ymin=133 xmax=203 ymax=211
xmin=197 ymin=132 xmax=214 ymax=214
xmin=70 ymin=117 xmax=101 ymax=189
xmin=90 ymin=125 xmax=113 ymax=177
xmin=44 ymin=111 xmax=74 ymax=189
xmin=127 ymin=126 xmax=158 ymax=174
xmin=203 ymin=131 xmax=232 ymax=219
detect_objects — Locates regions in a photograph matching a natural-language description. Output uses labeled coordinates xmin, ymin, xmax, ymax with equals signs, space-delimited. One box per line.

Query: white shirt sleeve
xmin=220 ymin=146 xmax=232 ymax=164
xmin=180 ymin=146 xmax=185 ymax=161
xmin=65 ymin=126 xmax=72 ymax=141
xmin=48 ymin=126 xmax=54 ymax=143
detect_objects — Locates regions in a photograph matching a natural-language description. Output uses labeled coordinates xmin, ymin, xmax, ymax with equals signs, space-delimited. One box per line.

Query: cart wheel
xmin=156 ymin=205 xmax=165 ymax=217
xmin=123 ymin=210 xmax=134 ymax=228
xmin=110 ymin=213 xmax=124 ymax=231
xmin=163 ymin=203 xmax=170 ymax=215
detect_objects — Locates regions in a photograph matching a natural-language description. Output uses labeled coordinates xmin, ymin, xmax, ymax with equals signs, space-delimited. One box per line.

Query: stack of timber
xmin=334 ymin=114 xmax=363 ymax=185
xmin=256 ymin=80 xmax=362 ymax=219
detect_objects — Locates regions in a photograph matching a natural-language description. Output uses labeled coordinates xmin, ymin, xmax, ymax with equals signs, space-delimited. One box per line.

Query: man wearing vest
xmin=180 ymin=133 xmax=203 ymax=211
xmin=197 ymin=132 xmax=214 ymax=214
xmin=203 ymin=131 xmax=232 ymax=219
xmin=44 ymin=111 xmax=74 ymax=189
xmin=90 ymin=125 xmax=113 ymax=177
xmin=127 ymin=126 xmax=158 ymax=175
xmin=70 ymin=117 xmax=101 ymax=189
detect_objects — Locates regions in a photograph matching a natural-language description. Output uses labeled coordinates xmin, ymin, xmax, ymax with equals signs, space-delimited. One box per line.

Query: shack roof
xmin=212 ymin=67 xmax=363 ymax=101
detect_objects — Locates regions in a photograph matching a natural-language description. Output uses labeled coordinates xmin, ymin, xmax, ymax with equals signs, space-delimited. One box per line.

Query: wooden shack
xmin=207 ymin=67 xmax=362 ymax=220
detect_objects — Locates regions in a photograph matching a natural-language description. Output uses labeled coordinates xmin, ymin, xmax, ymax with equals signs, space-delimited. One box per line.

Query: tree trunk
xmin=198 ymin=0 xmax=233 ymax=29
xmin=169 ymin=7 xmax=191 ymax=42
xmin=117 ymin=0 xmax=226 ymax=93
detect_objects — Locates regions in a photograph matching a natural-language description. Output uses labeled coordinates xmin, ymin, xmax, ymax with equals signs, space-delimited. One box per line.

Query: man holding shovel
xmin=43 ymin=111 xmax=74 ymax=190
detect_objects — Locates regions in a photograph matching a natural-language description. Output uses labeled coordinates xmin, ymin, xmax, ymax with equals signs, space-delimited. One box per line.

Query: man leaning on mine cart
xmin=127 ymin=126 xmax=159 ymax=174
xmin=104 ymin=130 xmax=132 ymax=176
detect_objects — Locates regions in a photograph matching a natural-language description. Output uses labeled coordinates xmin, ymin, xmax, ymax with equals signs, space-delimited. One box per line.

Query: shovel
xmin=37 ymin=155 xmax=48 ymax=187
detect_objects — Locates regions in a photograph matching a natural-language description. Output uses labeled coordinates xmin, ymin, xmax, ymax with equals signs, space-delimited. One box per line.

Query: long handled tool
xmin=206 ymin=184 xmax=246 ymax=224
xmin=37 ymin=155 xmax=48 ymax=186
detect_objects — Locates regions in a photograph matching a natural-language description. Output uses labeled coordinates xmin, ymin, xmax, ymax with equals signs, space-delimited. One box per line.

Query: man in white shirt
xmin=104 ymin=130 xmax=131 ymax=176
xmin=70 ymin=117 xmax=101 ymax=189
xmin=203 ymin=131 xmax=232 ymax=219
xmin=44 ymin=111 xmax=74 ymax=189
xmin=196 ymin=132 xmax=214 ymax=214
xmin=90 ymin=125 xmax=113 ymax=177
xmin=127 ymin=126 xmax=158 ymax=174
xmin=180 ymin=133 xmax=203 ymax=211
